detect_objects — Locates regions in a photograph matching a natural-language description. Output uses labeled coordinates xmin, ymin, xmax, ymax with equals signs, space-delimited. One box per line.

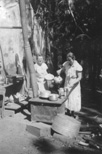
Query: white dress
xmin=63 ymin=60 xmax=83 ymax=112
xmin=34 ymin=63 xmax=48 ymax=92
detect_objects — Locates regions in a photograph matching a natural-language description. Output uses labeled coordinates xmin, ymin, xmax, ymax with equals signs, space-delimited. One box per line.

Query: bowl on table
xmin=49 ymin=93 xmax=59 ymax=101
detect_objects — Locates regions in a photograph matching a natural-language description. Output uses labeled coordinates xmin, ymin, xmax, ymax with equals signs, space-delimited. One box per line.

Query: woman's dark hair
xmin=67 ymin=52 xmax=75 ymax=60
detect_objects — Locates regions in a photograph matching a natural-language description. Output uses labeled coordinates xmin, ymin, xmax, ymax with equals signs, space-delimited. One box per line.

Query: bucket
xmin=45 ymin=79 xmax=54 ymax=89
xmin=44 ymin=74 xmax=54 ymax=89
xmin=52 ymin=114 xmax=81 ymax=138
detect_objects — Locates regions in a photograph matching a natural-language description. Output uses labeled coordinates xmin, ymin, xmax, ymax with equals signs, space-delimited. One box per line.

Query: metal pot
xmin=45 ymin=74 xmax=54 ymax=89
xmin=45 ymin=79 xmax=54 ymax=89
xmin=49 ymin=94 xmax=59 ymax=101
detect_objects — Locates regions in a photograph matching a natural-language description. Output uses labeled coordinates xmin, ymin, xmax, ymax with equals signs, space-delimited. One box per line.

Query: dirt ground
xmin=0 ymin=107 xmax=102 ymax=154
xmin=0 ymin=113 xmax=68 ymax=154
xmin=0 ymin=87 xmax=102 ymax=154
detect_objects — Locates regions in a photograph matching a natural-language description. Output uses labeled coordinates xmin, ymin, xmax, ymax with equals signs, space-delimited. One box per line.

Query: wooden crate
xmin=26 ymin=122 xmax=51 ymax=137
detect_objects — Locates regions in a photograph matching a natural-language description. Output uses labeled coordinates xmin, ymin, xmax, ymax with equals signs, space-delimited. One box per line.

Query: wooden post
xmin=19 ymin=0 xmax=38 ymax=97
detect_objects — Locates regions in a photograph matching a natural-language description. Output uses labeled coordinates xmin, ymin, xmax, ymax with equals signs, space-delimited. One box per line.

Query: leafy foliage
xmin=30 ymin=0 xmax=102 ymax=51
xmin=30 ymin=0 xmax=102 ymax=86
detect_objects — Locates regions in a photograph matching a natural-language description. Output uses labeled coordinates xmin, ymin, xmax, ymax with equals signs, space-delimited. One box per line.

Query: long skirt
xmin=65 ymin=82 xmax=81 ymax=112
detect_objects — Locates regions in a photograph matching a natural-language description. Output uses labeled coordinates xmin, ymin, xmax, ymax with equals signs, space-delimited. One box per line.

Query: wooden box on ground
xmin=26 ymin=122 xmax=51 ymax=137
xmin=29 ymin=97 xmax=66 ymax=123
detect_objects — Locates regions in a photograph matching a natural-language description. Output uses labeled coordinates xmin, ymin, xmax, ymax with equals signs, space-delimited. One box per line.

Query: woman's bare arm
xmin=76 ymin=71 xmax=82 ymax=83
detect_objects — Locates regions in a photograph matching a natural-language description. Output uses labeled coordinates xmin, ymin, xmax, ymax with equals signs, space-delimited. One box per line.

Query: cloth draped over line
xmin=0 ymin=2 xmax=24 ymax=75
xmin=34 ymin=63 xmax=48 ymax=92
xmin=63 ymin=60 xmax=83 ymax=112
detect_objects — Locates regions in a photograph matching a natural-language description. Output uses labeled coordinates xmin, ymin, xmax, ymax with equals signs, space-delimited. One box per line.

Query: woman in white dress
xmin=57 ymin=52 xmax=83 ymax=117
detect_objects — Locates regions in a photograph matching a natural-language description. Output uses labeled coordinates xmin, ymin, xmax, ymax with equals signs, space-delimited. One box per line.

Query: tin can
xmin=64 ymin=87 xmax=68 ymax=96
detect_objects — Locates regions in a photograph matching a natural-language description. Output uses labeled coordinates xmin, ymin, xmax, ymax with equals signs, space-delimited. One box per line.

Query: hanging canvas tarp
xmin=0 ymin=1 xmax=24 ymax=75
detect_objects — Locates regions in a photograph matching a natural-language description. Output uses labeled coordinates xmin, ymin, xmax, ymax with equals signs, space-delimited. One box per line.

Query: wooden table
xmin=29 ymin=97 xmax=67 ymax=123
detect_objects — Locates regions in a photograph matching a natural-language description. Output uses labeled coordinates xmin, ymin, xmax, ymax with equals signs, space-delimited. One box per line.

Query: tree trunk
xmin=19 ymin=0 xmax=38 ymax=97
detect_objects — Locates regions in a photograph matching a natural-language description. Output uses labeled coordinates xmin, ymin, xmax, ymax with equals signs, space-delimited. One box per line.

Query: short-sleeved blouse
xmin=34 ymin=63 xmax=48 ymax=81
xmin=63 ymin=60 xmax=83 ymax=78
